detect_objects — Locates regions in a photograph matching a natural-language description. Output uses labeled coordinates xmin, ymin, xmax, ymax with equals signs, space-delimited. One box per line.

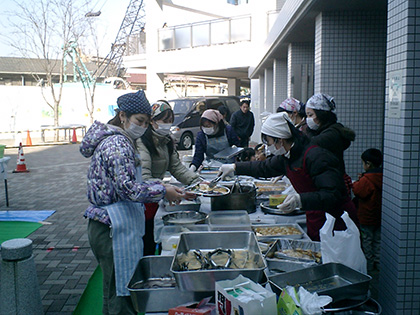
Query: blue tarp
xmin=0 ymin=210 xmax=55 ymax=222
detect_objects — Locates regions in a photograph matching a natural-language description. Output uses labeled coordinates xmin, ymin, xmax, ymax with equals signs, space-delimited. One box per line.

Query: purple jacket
xmin=80 ymin=121 xmax=166 ymax=225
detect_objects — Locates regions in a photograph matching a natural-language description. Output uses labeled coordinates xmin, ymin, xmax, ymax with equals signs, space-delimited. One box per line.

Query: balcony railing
xmin=158 ymin=15 xmax=251 ymax=51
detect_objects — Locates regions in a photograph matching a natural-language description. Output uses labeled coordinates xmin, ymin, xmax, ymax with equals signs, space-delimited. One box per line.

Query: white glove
xmin=231 ymin=145 xmax=237 ymax=149
xmin=277 ymin=194 xmax=302 ymax=213
xmin=270 ymin=175 xmax=283 ymax=183
xmin=189 ymin=165 xmax=197 ymax=172
xmin=218 ymin=164 xmax=236 ymax=180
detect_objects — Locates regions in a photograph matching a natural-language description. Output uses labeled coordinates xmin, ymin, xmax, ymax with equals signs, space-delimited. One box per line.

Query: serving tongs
xmin=208 ymin=175 xmax=223 ymax=189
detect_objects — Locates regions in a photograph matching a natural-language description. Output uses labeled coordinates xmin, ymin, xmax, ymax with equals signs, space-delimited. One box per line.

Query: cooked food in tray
xmin=186 ymin=183 xmax=230 ymax=196
xmin=274 ymin=248 xmax=321 ymax=263
xmin=253 ymin=225 xmax=303 ymax=237
xmin=174 ymin=248 xmax=259 ymax=271
xmin=254 ymin=181 xmax=289 ymax=192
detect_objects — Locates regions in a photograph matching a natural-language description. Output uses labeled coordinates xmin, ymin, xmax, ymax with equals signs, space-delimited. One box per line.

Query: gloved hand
xmin=277 ymin=194 xmax=302 ymax=213
xmin=270 ymin=175 xmax=283 ymax=183
xmin=218 ymin=164 xmax=236 ymax=180
xmin=189 ymin=165 xmax=197 ymax=172
xmin=231 ymin=145 xmax=237 ymax=149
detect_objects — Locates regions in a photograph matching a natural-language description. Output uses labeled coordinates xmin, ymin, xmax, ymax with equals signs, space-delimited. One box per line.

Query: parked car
xmin=168 ymin=96 xmax=241 ymax=150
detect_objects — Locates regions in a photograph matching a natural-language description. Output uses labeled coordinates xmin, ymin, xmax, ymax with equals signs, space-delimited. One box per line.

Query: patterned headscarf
xmin=151 ymin=100 xmax=172 ymax=119
xmin=201 ymin=109 xmax=223 ymax=124
xmin=117 ymin=90 xmax=151 ymax=115
xmin=306 ymin=93 xmax=336 ymax=112
xmin=278 ymin=98 xmax=301 ymax=112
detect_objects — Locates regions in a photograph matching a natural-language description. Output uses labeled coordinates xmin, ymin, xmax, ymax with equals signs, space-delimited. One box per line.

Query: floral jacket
xmin=80 ymin=121 xmax=166 ymax=225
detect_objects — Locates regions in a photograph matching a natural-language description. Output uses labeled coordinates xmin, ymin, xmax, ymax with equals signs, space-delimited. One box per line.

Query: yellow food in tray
xmin=254 ymin=225 xmax=302 ymax=236
xmin=269 ymin=194 xmax=287 ymax=206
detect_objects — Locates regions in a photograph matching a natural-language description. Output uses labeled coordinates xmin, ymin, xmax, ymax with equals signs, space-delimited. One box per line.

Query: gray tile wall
xmin=380 ymin=1 xmax=420 ymax=314
xmin=273 ymin=58 xmax=288 ymax=110
xmin=264 ymin=67 xmax=274 ymax=112
xmin=314 ymin=10 xmax=387 ymax=179
xmin=287 ymin=42 xmax=314 ymax=103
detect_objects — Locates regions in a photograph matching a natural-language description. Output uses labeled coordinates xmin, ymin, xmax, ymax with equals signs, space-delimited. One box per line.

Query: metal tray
xmin=252 ymin=223 xmax=306 ymax=241
xmin=164 ymin=200 xmax=201 ymax=212
xmin=170 ymin=231 xmax=267 ymax=291
xmin=128 ymin=256 xmax=213 ymax=313
xmin=268 ymin=262 xmax=372 ymax=302
xmin=260 ymin=201 xmax=305 ymax=216
xmin=162 ymin=211 xmax=207 ymax=225
xmin=265 ymin=238 xmax=321 ymax=262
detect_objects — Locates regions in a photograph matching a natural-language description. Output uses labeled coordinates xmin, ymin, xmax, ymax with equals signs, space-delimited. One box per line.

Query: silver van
xmin=168 ymin=96 xmax=241 ymax=150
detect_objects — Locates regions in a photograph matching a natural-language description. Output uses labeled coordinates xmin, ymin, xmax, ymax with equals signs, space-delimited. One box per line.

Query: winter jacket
xmin=235 ymin=140 xmax=349 ymax=217
xmin=230 ymin=110 xmax=255 ymax=141
xmin=191 ymin=124 xmax=240 ymax=169
xmin=136 ymin=129 xmax=199 ymax=185
xmin=80 ymin=121 xmax=166 ymax=225
xmin=307 ymin=122 xmax=355 ymax=173
xmin=352 ymin=168 xmax=383 ymax=226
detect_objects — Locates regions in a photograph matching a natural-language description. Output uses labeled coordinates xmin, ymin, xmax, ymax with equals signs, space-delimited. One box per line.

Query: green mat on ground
xmin=73 ymin=265 xmax=103 ymax=315
xmin=0 ymin=221 xmax=43 ymax=244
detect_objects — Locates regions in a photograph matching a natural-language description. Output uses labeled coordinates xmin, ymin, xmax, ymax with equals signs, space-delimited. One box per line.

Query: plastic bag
xmin=319 ymin=211 xmax=367 ymax=274
xmin=277 ymin=286 xmax=302 ymax=315
xmin=298 ymin=286 xmax=332 ymax=315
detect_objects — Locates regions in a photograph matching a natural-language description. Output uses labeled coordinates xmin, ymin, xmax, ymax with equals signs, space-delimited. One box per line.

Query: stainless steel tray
xmin=128 ymin=256 xmax=212 ymax=313
xmin=171 ymin=231 xmax=266 ymax=291
xmin=268 ymin=262 xmax=372 ymax=302
xmin=164 ymin=200 xmax=201 ymax=212
xmin=252 ymin=223 xmax=306 ymax=241
xmin=260 ymin=201 xmax=305 ymax=216
xmin=162 ymin=211 xmax=207 ymax=225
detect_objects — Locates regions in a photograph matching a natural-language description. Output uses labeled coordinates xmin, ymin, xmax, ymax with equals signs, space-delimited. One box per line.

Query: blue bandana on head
xmin=117 ymin=90 xmax=151 ymax=115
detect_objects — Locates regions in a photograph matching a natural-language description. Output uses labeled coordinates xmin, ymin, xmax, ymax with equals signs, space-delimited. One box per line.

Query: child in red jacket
xmin=352 ymin=148 xmax=383 ymax=272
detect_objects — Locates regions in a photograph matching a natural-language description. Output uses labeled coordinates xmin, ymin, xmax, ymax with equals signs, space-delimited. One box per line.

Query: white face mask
xmin=156 ymin=123 xmax=172 ymax=134
xmin=306 ymin=117 xmax=320 ymax=130
xmin=202 ymin=127 xmax=215 ymax=135
xmin=126 ymin=122 xmax=147 ymax=140
xmin=267 ymin=143 xmax=286 ymax=156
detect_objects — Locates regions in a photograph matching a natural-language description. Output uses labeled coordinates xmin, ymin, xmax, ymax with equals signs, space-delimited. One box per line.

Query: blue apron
xmin=206 ymin=131 xmax=230 ymax=160
xmin=103 ymin=157 xmax=145 ymax=296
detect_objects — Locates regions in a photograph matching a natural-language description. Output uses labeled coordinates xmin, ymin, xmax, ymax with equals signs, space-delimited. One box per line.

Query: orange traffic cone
xmin=13 ymin=142 xmax=29 ymax=173
xmin=71 ymin=128 xmax=78 ymax=144
xmin=26 ymin=130 xmax=32 ymax=146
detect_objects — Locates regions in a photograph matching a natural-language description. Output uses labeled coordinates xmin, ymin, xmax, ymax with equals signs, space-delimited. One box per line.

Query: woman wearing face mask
xmin=218 ymin=112 xmax=359 ymax=241
xmin=276 ymin=97 xmax=307 ymax=132
xmin=189 ymin=109 xmax=240 ymax=172
xmin=136 ymin=100 xmax=200 ymax=255
xmin=305 ymin=93 xmax=355 ymax=193
xmin=80 ymin=91 xmax=194 ymax=315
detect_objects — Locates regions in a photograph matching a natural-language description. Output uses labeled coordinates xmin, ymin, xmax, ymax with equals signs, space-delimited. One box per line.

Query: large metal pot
xmin=210 ymin=181 xmax=257 ymax=213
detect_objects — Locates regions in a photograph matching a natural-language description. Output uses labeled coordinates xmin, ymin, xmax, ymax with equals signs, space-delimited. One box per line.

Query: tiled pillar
xmin=264 ymin=67 xmax=274 ymax=113
xmin=314 ymin=10 xmax=387 ymax=179
xmin=273 ymin=58 xmax=288 ymax=110
xmin=287 ymin=43 xmax=314 ymax=103
xmin=379 ymin=1 xmax=420 ymax=314
xmin=250 ymin=78 xmax=261 ymax=144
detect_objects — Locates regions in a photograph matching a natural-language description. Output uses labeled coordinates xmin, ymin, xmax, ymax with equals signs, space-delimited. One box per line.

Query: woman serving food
xmin=218 ymin=112 xmax=358 ymax=241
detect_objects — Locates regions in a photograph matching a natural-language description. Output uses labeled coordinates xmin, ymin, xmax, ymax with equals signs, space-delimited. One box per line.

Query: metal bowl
xmin=162 ymin=211 xmax=207 ymax=226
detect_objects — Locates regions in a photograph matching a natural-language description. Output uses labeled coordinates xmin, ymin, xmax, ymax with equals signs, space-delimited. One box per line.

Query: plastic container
xmin=0 ymin=144 xmax=6 ymax=158
xmin=208 ymin=210 xmax=251 ymax=231
xmin=160 ymin=225 xmax=209 ymax=251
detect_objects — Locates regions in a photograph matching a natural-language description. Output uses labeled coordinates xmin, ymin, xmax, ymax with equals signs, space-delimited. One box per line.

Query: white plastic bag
xmin=319 ymin=211 xmax=367 ymax=274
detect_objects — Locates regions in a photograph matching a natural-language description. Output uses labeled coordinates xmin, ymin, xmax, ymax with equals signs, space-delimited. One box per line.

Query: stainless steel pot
xmin=210 ymin=181 xmax=257 ymax=213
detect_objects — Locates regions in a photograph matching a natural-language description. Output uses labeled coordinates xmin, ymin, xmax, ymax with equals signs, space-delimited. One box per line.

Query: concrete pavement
xmin=0 ymin=143 xmax=96 ymax=314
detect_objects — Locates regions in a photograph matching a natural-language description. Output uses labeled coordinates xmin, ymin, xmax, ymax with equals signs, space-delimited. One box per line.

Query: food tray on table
xmin=162 ymin=211 xmax=207 ymax=226
xmin=185 ymin=183 xmax=230 ymax=197
xmin=163 ymin=199 xmax=201 ymax=212
xmin=264 ymin=239 xmax=321 ymax=274
xmin=128 ymin=256 xmax=213 ymax=313
xmin=268 ymin=262 xmax=372 ymax=303
xmin=170 ymin=231 xmax=266 ymax=291
xmin=252 ymin=223 xmax=305 ymax=241
xmin=208 ymin=210 xmax=252 ymax=231
xmin=254 ymin=180 xmax=290 ymax=195
xmin=260 ymin=201 xmax=305 ymax=216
